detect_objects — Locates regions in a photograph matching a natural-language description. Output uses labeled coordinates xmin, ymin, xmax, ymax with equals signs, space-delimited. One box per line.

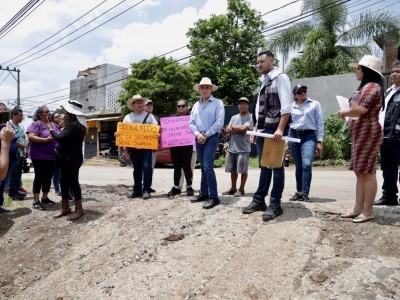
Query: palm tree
xmin=269 ymin=0 xmax=400 ymax=78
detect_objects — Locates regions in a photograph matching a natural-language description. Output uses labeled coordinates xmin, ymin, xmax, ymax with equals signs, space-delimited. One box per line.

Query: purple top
xmin=27 ymin=120 xmax=60 ymax=160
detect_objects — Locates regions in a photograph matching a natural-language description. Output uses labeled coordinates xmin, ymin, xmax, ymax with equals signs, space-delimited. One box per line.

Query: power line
xmin=4 ymin=0 xmax=134 ymax=67
xmin=0 ymin=0 xmax=47 ymax=40
xmin=1 ymin=0 xmax=109 ymax=65
xmin=0 ymin=0 xmax=40 ymax=38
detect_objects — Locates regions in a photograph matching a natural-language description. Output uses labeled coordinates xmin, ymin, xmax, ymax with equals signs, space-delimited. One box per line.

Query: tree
xmin=187 ymin=0 xmax=267 ymax=104
xmin=269 ymin=0 xmax=400 ymax=78
xmin=117 ymin=57 xmax=196 ymax=116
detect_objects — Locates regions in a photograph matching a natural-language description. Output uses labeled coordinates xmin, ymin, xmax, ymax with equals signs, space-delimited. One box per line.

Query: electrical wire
xmin=1 ymin=0 xmax=109 ymax=65
xmin=0 ymin=0 xmax=47 ymax=40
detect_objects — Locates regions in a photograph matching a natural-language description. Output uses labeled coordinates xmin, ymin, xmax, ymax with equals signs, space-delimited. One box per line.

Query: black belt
xmin=290 ymin=129 xmax=316 ymax=134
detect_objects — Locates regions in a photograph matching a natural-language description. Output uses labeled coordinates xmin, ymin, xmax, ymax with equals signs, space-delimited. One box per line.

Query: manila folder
xmin=260 ymin=138 xmax=285 ymax=168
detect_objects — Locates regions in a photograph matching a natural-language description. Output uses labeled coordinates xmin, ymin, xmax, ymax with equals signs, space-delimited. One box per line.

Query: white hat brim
xmin=349 ymin=63 xmax=384 ymax=79
xmin=127 ymin=97 xmax=146 ymax=110
xmin=193 ymin=84 xmax=218 ymax=92
xmin=62 ymin=103 xmax=84 ymax=116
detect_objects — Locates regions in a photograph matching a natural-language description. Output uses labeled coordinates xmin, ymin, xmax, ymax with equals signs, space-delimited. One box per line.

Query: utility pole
xmin=0 ymin=66 xmax=21 ymax=107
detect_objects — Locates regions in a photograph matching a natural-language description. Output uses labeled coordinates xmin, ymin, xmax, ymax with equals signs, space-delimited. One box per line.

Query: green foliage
xmin=319 ymin=114 xmax=351 ymax=160
xmin=117 ymin=57 xmax=196 ymax=116
xmin=187 ymin=0 xmax=267 ymax=104
xmin=270 ymin=0 xmax=400 ymax=78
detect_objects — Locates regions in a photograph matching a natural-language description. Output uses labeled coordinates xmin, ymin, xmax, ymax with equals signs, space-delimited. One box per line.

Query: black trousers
xmin=32 ymin=159 xmax=55 ymax=194
xmin=170 ymin=145 xmax=193 ymax=187
xmin=57 ymin=156 xmax=83 ymax=200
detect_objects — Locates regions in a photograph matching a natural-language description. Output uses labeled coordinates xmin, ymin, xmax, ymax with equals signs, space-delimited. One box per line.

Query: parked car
xmin=155 ymin=146 xmax=220 ymax=165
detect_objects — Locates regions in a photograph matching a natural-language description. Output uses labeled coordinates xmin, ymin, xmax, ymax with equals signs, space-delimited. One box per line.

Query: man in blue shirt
xmin=189 ymin=77 xmax=225 ymax=209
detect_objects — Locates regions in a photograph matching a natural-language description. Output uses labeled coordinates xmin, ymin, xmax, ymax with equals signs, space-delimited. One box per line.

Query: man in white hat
xmin=375 ymin=60 xmax=400 ymax=206
xmin=242 ymin=50 xmax=292 ymax=222
xmin=189 ymin=77 xmax=224 ymax=209
xmin=122 ymin=95 xmax=158 ymax=200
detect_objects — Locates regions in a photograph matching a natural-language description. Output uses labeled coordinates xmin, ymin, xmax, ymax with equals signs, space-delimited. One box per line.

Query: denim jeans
xmin=288 ymin=131 xmax=317 ymax=195
xmin=196 ymin=134 xmax=218 ymax=199
xmin=252 ymin=127 xmax=288 ymax=209
xmin=130 ymin=149 xmax=153 ymax=194
xmin=380 ymin=138 xmax=400 ymax=199
xmin=53 ymin=166 xmax=61 ymax=193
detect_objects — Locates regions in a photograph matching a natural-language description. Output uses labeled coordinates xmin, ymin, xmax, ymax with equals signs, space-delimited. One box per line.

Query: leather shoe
xmin=374 ymin=196 xmax=398 ymax=206
xmin=190 ymin=194 xmax=209 ymax=203
xmin=203 ymin=198 xmax=220 ymax=209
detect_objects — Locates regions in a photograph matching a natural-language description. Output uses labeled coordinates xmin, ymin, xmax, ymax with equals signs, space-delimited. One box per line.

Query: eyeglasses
xmin=296 ymin=90 xmax=307 ymax=95
xmin=177 ymin=105 xmax=186 ymax=108
xmin=54 ymin=116 xmax=61 ymax=118
xmin=43 ymin=111 xmax=50 ymax=113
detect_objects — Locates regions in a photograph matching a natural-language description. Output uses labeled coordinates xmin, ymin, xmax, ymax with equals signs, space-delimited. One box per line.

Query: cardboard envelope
xmin=260 ymin=138 xmax=285 ymax=168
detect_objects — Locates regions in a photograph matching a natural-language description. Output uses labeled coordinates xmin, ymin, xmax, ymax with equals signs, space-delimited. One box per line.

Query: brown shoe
xmin=54 ymin=199 xmax=71 ymax=219
xmin=68 ymin=200 xmax=84 ymax=221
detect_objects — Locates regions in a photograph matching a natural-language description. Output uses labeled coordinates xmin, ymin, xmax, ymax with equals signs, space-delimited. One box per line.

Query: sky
xmin=0 ymin=0 xmax=398 ymax=117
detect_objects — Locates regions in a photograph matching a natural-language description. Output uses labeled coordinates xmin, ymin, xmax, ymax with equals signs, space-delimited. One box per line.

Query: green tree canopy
xmin=117 ymin=56 xmax=196 ymax=116
xmin=187 ymin=0 xmax=267 ymax=104
xmin=270 ymin=0 xmax=400 ymax=78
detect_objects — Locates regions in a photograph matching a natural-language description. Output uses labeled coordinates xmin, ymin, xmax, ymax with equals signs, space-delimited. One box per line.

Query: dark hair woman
xmin=47 ymin=100 xmax=87 ymax=221
xmin=337 ymin=55 xmax=384 ymax=223
xmin=27 ymin=106 xmax=60 ymax=210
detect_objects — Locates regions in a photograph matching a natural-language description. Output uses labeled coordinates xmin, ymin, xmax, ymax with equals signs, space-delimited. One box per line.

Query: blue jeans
xmin=380 ymin=138 xmax=400 ymax=199
xmin=288 ymin=131 xmax=317 ymax=195
xmin=196 ymin=134 xmax=218 ymax=199
xmin=252 ymin=127 xmax=288 ymax=209
xmin=130 ymin=149 xmax=153 ymax=194
xmin=53 ymin=166 xmax=61 ymax=193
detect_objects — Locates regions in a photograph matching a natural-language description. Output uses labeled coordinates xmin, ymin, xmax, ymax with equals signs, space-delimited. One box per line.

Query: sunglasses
xmin=177 ymin=105 xmax=186 ymax=108
xmin=296 ymin=90 xmax=307 ymax=95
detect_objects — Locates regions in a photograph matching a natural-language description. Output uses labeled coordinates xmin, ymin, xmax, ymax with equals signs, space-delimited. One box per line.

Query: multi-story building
xmin=70 ymin=63 xmax=128 ymax=159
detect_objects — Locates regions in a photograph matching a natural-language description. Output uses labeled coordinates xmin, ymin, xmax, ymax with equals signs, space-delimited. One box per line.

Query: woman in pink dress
xmin=338 ymin=55 xmax=384 ymax=223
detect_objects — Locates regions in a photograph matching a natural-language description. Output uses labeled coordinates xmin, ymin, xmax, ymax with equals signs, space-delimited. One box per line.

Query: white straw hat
xmin=62 ymin=100 xmax=84 ymax=116
xmin=193 ymin=77 xmax=218 ymax=92
xmin=61 ymin=100 xmax=87 ymax=127
xmin=126 ymin=94 xmax=147 ymax=110
xmin=349 ymin=55 xmax=384 ymax=79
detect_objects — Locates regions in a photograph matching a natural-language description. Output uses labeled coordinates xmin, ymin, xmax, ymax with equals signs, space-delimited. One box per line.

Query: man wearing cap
xmin=242 ymin=50 xmax=292 ymax=222
xmin=222 ymin=97 xmax=253 ymax=197
xmin=189 ymin=77 xmax=225 ymax=209
xmin=122 ymin=95 xmax=158 ymax=200
xmin=375 ymin=60 xmax=400 ymax=206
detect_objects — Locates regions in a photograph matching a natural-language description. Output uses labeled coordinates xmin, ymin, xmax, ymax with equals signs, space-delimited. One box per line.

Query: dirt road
xmin=0 ymin=165 xmax=399 ymax=299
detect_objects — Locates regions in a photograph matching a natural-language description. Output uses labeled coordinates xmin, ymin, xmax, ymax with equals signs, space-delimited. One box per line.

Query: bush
xmin=319 ymin=114 xmax=351 ymax=160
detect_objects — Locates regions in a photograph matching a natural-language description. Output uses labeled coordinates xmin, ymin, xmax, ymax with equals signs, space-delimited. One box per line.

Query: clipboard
xmin=260 ymin=138 xmax=285 ymax=168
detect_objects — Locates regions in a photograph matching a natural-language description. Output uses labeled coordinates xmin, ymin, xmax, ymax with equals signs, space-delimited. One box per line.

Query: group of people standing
xmin=0 ymin=100 xmax=87 ymax=221
xmin=124 ymin=50 xmax=399 ymax=224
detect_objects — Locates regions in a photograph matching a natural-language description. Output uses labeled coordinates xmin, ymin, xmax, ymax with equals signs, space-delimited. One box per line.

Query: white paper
xmin=336 ymin=95 xmax=358 ymax=121
xmin=246 ymin=131 xmax=301 ymax=143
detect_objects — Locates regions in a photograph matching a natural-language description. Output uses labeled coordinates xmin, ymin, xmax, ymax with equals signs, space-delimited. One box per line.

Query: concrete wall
xmin=292 ymin=73 xmax=358 ymax=119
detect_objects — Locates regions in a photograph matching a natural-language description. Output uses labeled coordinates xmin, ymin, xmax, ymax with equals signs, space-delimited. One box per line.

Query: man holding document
xmin=242 ymin=50 xmax=292 ymax=222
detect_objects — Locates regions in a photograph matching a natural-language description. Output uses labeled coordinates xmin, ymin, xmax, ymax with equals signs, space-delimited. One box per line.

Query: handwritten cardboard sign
xmin=160 ymin=116 xmax=195 ymax=148
xmin=115 ymin=122 xmax=160 ymax=150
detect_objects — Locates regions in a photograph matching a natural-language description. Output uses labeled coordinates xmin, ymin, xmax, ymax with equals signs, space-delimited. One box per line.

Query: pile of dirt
xmin=1 ymin=183 xmax=399 ymax=299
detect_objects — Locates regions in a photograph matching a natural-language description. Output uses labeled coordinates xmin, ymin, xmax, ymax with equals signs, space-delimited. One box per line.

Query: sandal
xmin=352 ymin=214 xmax=375 ymax=223
xmin=341 ymin=211 xmax=360 ymax=218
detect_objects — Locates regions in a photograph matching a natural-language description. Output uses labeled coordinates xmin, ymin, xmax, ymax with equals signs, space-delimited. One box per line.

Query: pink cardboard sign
xmin=160 ymin=116 xmax=195 ymax=148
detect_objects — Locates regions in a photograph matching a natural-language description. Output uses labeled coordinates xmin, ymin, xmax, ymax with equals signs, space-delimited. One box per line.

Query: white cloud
xmin=0 ymin=0 xmax=304 ymax=108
